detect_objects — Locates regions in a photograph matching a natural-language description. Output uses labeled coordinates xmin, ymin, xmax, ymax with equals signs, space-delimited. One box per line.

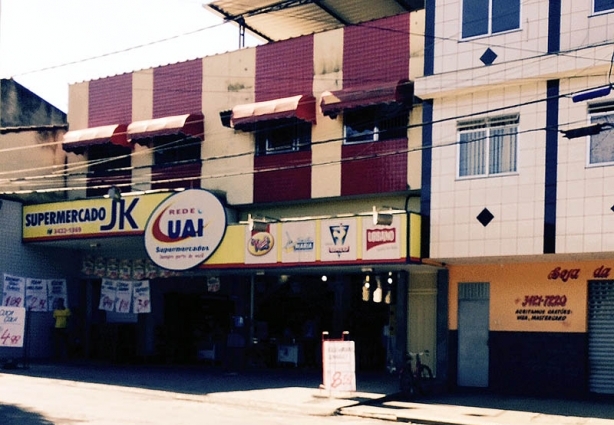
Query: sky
xmin=0 ymin=0 xmax=261 ymax=112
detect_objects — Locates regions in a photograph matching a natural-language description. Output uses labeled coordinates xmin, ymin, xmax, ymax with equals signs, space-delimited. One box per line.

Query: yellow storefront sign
xmin=23 ymin=193 xmax=171 ymax=241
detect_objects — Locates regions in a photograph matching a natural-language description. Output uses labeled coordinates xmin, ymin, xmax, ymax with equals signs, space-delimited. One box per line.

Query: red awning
xmin=320 ymin=79 xmax=414 ymax=117
xmin=62 ymin=124 xmax=129 ymax=153
xmin=127 ymin=113 xmax=204 ymax=142
xmin=229 ymin=95 xmax=316 ymax=130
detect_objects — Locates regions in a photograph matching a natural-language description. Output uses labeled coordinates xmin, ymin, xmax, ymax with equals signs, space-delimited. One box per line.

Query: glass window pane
xmin=595 ymin=0 xmax=614 ymax=13
xmin=459 ymin=131 xmax=486 ymax=176
xmin=589 ymin=114 xmax=614 ymax=164
xmin=492 ymin=0 xmax=520 ymax=33
xmin=489 ymin=127 xmax=517 ymax=174
xmin=462 ymin=0 xmax=489 ymax=38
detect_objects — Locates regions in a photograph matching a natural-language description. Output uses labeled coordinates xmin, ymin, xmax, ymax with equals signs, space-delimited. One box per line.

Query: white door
xmin=457 ymin=283 xmax=489 ymax=387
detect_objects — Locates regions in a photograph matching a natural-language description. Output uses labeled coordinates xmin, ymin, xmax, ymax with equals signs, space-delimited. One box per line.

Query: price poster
xmin=2 ymin=274 xmax=25 ymax=308
xmin=47 ymin=279 xmax=68 ymax=310
xmin=25 ymin=278 xmax=48 ymax=312
xmin=99 ymin=279 xmax=116 ymax=312
xmin=132 ymin=281 xmax=151 ymax=314
xmin=114 ymin=281 xmax=132 ymax=313
xmin=0 ymin=306 xmax=25 ymax=347
xmin=322 ymin=340 xmax=356 ymax=393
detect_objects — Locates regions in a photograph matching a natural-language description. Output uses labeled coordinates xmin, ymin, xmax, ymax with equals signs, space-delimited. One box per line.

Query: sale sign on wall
xmin=0 ymin=306 xmax=25 ymax=347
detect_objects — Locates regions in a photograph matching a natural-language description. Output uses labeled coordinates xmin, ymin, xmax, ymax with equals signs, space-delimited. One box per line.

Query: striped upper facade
xmin=416 ymin=0 xmax=614 ymax=261
xmin=65 ymin=12 xmax=423 ymax=207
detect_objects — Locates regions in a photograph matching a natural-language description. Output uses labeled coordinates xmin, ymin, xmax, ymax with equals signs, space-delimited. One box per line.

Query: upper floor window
xmin=588 ymin=101 xmax=614 ymax=165
xmin=457 ymin=114 xmax=519 ymax=178
xmin=462 ymin=0 xmax=521 ymax=39
xmin=86 ymin=143 xmax=132 ymax=198
xmin=343 ymin=104 xmax=409 ymax=144
xmin=153 ymin=135 xmax=201 ymax=166
xmin=254 ymin=118 xmax=311 ymax=155
xmin=594 ymin=0 xmax=614 ymax=13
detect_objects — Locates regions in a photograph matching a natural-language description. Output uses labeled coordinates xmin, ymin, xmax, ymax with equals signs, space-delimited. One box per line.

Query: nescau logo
xmin=144 ymin=189 xmax=226 ymax=271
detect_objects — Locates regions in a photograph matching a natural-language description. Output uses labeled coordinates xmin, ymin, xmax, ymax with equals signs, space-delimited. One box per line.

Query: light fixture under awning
xmin=127 ymin=112 xmax=204 ymax=143
xmin=223 ymin=95 xmax=316 ymax=130
xmin=62 ymin=124 xmax=129 ymax=153
xmin=320 ymin=79 xmax=414 ymax=118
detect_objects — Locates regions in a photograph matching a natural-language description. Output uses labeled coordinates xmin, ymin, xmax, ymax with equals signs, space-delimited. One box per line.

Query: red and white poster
xmin=0 ymin=306 xmax=25 ymax=347
xmin=48 ymin=279 xmax=68 ymax=310
xmin=132 ymin=281 xmax=151 ymax=314
xmin=361 ymin=215 xmax=402 ymax=260
xmin=322 ymin=340 xmax=356 ymax=393
xmin=114 ymin=281 xmax=132 ymax=313
xmin=2 ymin=274 xmax=25 ymax=308
xmin=99 ymin=279 xmax=116 ymax=312
xmin=25 ymin=278 xmax=48 ymax=312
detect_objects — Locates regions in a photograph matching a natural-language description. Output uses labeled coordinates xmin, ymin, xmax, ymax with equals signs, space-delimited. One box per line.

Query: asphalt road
xmin=0 ymin=373 xmax=389 ymax=425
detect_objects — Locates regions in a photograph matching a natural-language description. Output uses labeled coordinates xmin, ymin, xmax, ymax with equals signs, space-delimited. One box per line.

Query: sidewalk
xmin=2 ymin=362 xmax=614 ymax=424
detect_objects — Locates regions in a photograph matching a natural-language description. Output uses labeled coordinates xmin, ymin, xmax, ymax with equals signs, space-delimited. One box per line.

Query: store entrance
xmin=253 ymin=274 xmax=391 ymax=371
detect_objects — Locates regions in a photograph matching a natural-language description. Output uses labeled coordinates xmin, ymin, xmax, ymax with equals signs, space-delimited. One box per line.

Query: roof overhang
xmin=62 ymin=124 xmax=129 ymax=153
xmin=205 ymin=0 xmax=422 ymax=42
xmin=320 ymin=79 xmax=414 ymax=117
xmin=223 ymin=95 xmax=316 ymax=130
xmin=127 ymin=113 xmax=204 ymax=143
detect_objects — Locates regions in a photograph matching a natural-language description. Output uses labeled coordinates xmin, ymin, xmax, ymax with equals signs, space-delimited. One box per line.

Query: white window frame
xmin=460 ymin=0 xmax=521 ymax=40
xmin=457 ymin=114 xmax=519 ymax=179
xmin=586 ymin=101 xmax=614 ymax=167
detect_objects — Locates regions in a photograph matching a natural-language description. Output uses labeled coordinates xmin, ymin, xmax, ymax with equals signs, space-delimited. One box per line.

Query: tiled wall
xmin=430 ymin=83 xmax=547 ymax=258
xmin=88 ymin=74 xmax=132 ymax=127
xmin=153 ymin=59 xmax=203 ymax=118
xmin=0 ymin=200 xmax=79 ymax=359
xmin=340 ymin=14 xmax=411 ymax=197
xmin=253 ymin=36 xmax=315 ymax=202
xmin=557 ymin=77 xmax=614 ymax=254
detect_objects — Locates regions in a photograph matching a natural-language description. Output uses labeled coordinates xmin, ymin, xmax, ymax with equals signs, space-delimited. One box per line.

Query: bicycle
xmin=399 ymin=350 xmax=434 ymax=399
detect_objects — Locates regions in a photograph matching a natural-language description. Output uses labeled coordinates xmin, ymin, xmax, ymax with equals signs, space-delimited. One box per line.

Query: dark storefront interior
xmin=79 ymin=273 xmax=395 ymax=371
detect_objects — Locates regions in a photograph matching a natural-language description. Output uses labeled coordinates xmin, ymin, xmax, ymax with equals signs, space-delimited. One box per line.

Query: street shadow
xmin=0 ymin=403 xmax=54 ymax=425
xmin=1 ymin=362 xmax=327 ymax=395
xmin=387 ymin=388 xmax=614 ymax=420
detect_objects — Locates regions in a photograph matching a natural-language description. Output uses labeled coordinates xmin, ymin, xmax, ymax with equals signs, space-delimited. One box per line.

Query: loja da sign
xmin=322 ymin=339 xmax=356 ymax=393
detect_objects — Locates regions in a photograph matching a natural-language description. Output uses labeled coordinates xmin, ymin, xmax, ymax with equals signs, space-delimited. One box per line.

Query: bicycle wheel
xmin=416 ymin=365 xmax=434 ymax=396
xmin=399 ymin=368 xmax=416 ymax=399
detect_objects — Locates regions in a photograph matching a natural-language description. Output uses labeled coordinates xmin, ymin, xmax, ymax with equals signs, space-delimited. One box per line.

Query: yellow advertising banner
xmin=23 ymin=193 xmax=171 ymax=241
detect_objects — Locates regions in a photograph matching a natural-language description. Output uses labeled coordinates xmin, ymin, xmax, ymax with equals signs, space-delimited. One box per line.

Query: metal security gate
xmin=457 ymin=282 xmax=489 ymax=387
xmin=588 ymin=280 xmax=614 ymax=394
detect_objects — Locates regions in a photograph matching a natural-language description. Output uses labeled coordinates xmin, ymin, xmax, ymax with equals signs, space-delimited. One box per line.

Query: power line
xmin=1 ymin=82 xmax=610 ymax=196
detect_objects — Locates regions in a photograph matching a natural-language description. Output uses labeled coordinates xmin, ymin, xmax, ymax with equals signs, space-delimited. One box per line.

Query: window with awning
xmin=220 ymin=95 xmax=316 ymax=155
xmin=127 ymin=113 xmax=204 ymax=144
xmin=319 ymin=80 xmax=413 ymax=145
xmin=62 ymin=124 xmax=129 ymax=154
xmin=319 ymin=79 xmax=414 ymax=119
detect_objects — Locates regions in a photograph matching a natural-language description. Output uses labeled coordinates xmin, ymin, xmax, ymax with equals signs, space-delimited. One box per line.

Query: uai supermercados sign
xmin=144 ymin=189 xmax=227 ymax=271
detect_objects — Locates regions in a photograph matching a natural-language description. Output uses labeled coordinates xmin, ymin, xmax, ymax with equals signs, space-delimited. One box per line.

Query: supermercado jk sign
xmin=23 ymin=190 xmax=227 ymax=270
xmin=23 ymin=192 xmax=172 ymax=241
xmin=144 ymin=190 xmax=226 ymax=270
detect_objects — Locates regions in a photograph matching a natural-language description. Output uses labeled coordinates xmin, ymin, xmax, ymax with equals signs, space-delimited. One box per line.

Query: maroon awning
xmin=320 ymin=79 xmax=414 ymax=117
xmin=227 ymin=95 xmax=316 ymax=130
xmin=62 ymin=124 xmax=129 ymax=153
xmin=128 ymin=113 xmax=204 ymax=143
